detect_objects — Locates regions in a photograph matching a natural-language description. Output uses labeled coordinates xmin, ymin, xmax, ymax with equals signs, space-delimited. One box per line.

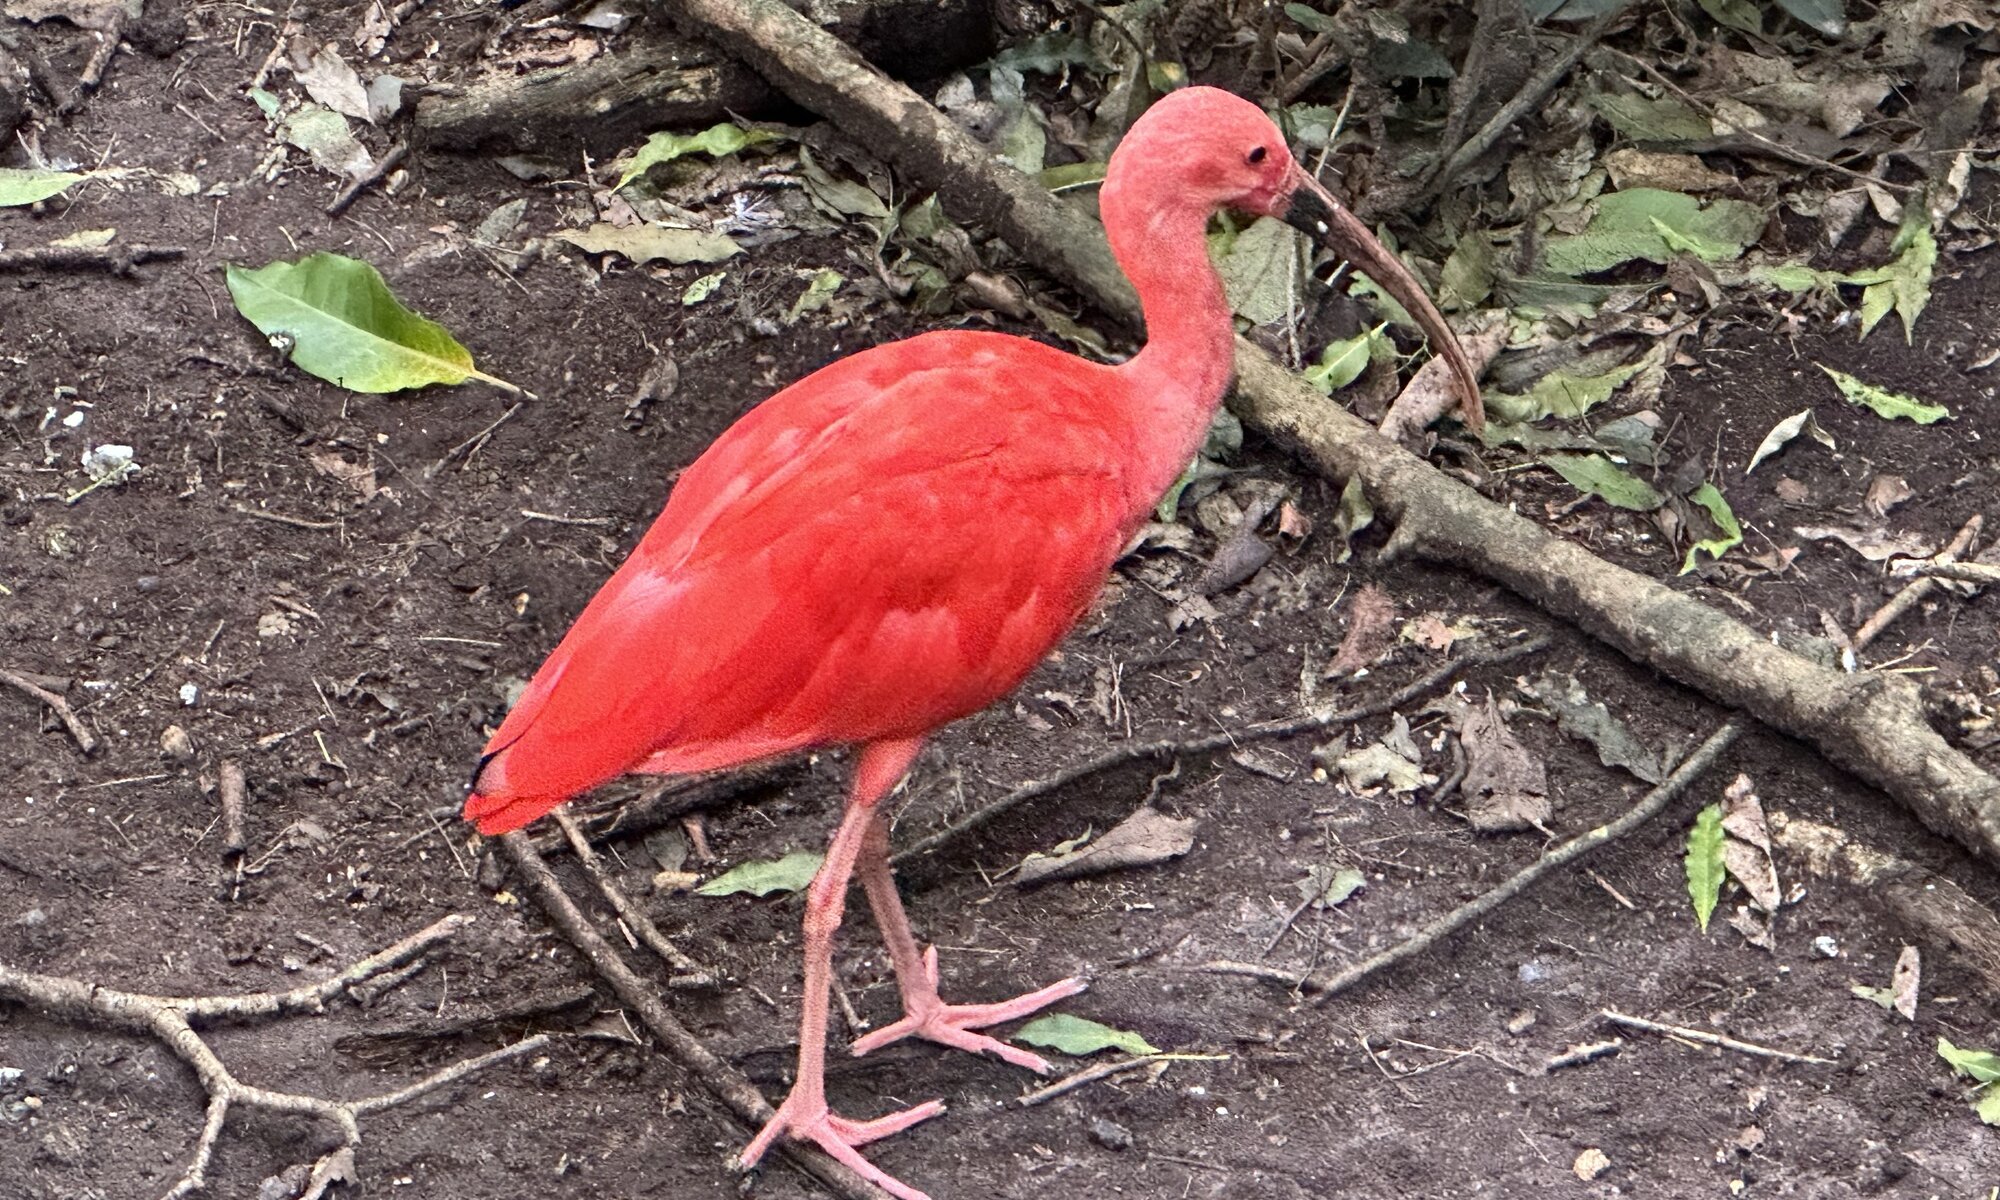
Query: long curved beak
xmin=1280 ymin=169 xmax=1484 ymax=432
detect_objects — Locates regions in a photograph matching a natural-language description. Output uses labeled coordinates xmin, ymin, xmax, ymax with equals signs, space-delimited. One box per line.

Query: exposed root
xmin=0 ymin=915 xmax=545 ymax=1200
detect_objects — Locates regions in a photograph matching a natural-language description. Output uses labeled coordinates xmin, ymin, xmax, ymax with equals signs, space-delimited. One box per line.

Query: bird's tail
xmin=462 ymin=740 xmax=565 ymax=834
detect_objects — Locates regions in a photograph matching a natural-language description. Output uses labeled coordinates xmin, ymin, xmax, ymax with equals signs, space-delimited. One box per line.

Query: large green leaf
xmin=224 ymin=253 xmax=514 ymax=394
xmin=1817 ymin=365 xmax=1950 ymax=424
xmin=1016 ymin=1013 xmax=1159 ymax=1057
xmin=1589 ymin=95 xmax=1712 ymax=144
xmin=0 ymin=167 xmax=88 ymax=207
xmin=1939 ymin=1038 xmax=2000 ymax=1085
xmin=1488 ymin=359 xmax=1647 ymax=424
xmin=1543 ymin=454 xmax=1664 ymax=511
xmin=1541 ymin=189 xmax=1765 ymax=276
xmin=1685 ymin=803 xmax=1726 ymax=933
xmin=615 ymin=123 xmax=780 ymax=191
xmin=695 ymin=850 xmax=824 ymax=898
xmin=1855 ymin=219 xmax=1934 ymax=341
xmin=1303 ymin=325 xmax=1388 ymax=394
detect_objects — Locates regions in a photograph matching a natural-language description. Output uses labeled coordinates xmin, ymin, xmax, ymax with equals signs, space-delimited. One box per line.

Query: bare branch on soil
xmin=1854 ymin=515 xmax=1983 ymax=651
xmin=1599 ymin=1010 xmax=1835 ymax=1066
xmin=0 ymin=914 xmax=543 ymax=1200
xmin=327 ymin=142 xmax=408 ymax=217
xmin=0 ymin=242 xmax=185 ymax=276
xmin=549 ymin=807 xmax=718 ymax=986
xmin=1198 ymin=722 xmax=1740 ymax=1001
xmin=891 ymin=636 xmax=1551 ymax=868
xmin=495 ymin=831 xmax=895 ymax=1200
xmin=0 ymin=667 xmax=99 ymax=755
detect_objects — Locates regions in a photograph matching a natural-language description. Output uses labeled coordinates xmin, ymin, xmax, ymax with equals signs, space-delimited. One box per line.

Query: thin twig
xmin=327 ymin=143 xmax=409 ymax=217
xmin=495 ymin=831 xmax=893 ymax=1200
xmin=428 ymin=402 xmax=524 ymax=478
xmin=1855 ymin=515 xmax=1982 ymax=651
xmin=1890 ymin=560 xmax=2000 ymax=586
xmin=1600 ymin=1010 xmax=1836 ymax=1066
xmin=232 ymin=504 xmax=339 ymax=531
xmin=1248 ymin=720 xmax=1745 ymax=1005
xmin=0 ymin=242 xmax=186 ymax=275
xmin=218 ymin=759 xmax=248 ymax=900
xmin=1017 ymin=1052 xmax=1224 ymax=1108
xmin=551 ymin=808 xmax=717 ymax=986
xmin=0 ymin=668 xmax=99 ymax=754
xmin=892 ymin=636 xmax=1550 ymax=868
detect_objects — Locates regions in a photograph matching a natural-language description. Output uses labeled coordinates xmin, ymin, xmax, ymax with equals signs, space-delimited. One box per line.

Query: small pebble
xmin=160 ymin=724 xmax=196 ymax=763
xmin=178 ymin=682 xmax=201 ymax=707
xmin=1811 ymin=935 xmax=1839 ymax=958
xmin=1087 ymin=1117 xmax=1133 ymax=1151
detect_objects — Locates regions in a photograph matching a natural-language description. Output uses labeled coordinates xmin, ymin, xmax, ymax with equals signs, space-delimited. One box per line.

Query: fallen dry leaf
xmin=1892 ymin=944 xmax=1920 ymax=1021
xmin=1795 ymin=523 xmax=1935 ymax=562
xmin=1862 ymin=474 xmax=1914 ymax=518
xmin=1013 ymin=807 xmax=1196 ymax=886
xmin=1324 ymin=584 xmax=1396 ymax=678
xmin=1449 ymin=694 xmax=1549 ymax=833
xmin=310 ymin=450 xmax=377 ymax=501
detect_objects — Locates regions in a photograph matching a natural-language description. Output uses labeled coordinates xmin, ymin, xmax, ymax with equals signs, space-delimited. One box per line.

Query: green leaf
xmin=1037 ymin=160 xmax=1107 ymax=192
xmin=1697 ymin=0 xmax=1764 ymax=34
xmin=1817 ymin=364 xmax=1950 ymax=424
xmin=555 ymin=223 xmax=741 ymax=266
xmin=615 ymin=123 xmax=778 ymax=191
xmin=1852 ymin=984 xmax=1894 ymax=1010
xmin=989 ymin=31 xmax=1102 ymax=75
xmin=1015 ymin=1013 xmax=1159 ymax=1057
xmin=799 ymin=147 xmax=891 ymax=221
xmin=1977 ymin=1085 xmax=2000 ymax=1127
xmin=1440 ymin=234 xmax=1495 ymax=310
xmin=1283 ymin=2 xmax=1337 ymax=32
xmin=1589 ymin=94 xmax=1712 ymax=144
xmin=695 ymin=850 xmax=824 ymax=898
xmin=1685 ymin=803 xmax=1726 ymax=933
xmin=1543 ymin=454 xmax=1665 ymax=511
xmin=1303 ymin=325 xmax=1387 ymax=394
xmin=224 ymin=253 xmax=511 ymax=394
xmin=1218 ymin=216 xmax=1300 ymax=327
xmin=786 ymin=269 xmax=845 ymax=323
xmin=1299 ymin=864 xmax=1367 ymax=908
xmin=1940 ymin=1038 xmax=2000 ymax=1084
xmin=1679 ymin=483 xmax=1743 ymax=574
xmin=1857 ymin=219 xmax=1934 ymax=341
xmin=1775 ymin=0 xmax=1846 ymax=35
xmin=0 ymin=167 xmax=88 ymax=207
xmin=1541 ymin=189 xmax=1766 ymax=276
xmin=682 ymin=271 xmax=726 ymax=305
xmin=1490 ymin=359 xmax=1646 ymax=424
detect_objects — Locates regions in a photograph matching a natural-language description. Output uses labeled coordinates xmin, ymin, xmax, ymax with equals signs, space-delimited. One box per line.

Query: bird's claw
xmin=738 ymin=1089 xmax=945 ymax=1200
xmin=850 ymin=946 xmax=1088 ymax=1073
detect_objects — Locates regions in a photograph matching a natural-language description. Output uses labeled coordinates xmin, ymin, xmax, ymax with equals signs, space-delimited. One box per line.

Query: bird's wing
xmin=467 ymin=332 xmax=1140 ymax=830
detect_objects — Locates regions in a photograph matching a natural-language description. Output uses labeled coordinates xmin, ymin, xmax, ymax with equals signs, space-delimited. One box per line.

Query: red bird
xmin=467 ymin=87 xmax=1478 ymax=1199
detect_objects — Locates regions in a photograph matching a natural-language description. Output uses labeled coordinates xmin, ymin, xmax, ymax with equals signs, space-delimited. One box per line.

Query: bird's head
xmin=1112 ymin=86 xmax=1483 ymax=431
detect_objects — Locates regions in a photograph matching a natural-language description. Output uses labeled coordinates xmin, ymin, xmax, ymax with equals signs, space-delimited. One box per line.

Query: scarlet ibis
xmin=466 ymin=86 xmax=1478 ymax=1199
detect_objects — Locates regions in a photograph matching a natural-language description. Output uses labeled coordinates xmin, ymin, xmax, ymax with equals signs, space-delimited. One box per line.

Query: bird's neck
xmin=1104 ymin=192 xmax=1238 ymax=505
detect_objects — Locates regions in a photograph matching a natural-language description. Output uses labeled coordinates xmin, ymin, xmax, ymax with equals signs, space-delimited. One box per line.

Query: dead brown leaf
xmin=1863 ymin=474 xmax=1914 ymax=518
xmin=1013 ymin=807 xmax=1197 ymax=886
xmin=1891 ymin=944 xmax=1920 ymax=1021
xmin=1324 ymin=584 xmax=1396 ymax=679
xmin=310 ymin=451 xmax=377 ymax=501
xmin=1450 ymin=694 xmax=1549 ymax=833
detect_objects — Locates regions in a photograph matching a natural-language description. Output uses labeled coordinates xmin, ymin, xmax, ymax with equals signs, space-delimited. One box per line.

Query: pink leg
xmin=850 ymin=808 xmax=1087 ymax=1074
xmin=737 ymin=738 xmax=944 ymax=1200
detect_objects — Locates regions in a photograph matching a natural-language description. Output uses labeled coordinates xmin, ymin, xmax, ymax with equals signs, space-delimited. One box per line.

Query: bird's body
xmin=467 ymin=329 xmax=1213 ymax=831
xmin=467 ymin=86 xmax=1478 ymax=1200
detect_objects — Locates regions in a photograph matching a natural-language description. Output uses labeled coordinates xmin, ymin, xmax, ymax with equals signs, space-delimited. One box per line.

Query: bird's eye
xmin=1246 ymin=145 xmax=1269 ymax=165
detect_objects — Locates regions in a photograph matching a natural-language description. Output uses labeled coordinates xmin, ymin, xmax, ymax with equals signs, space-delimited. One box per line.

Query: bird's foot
xmin=850 ymin=945 xmax=1088 ymax=1073
xmin=737 ymin=1087 xmax=945 ymax=1200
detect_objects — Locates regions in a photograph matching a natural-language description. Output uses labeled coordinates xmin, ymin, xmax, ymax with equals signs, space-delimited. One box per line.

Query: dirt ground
xmin=4 ymin=3 xmax=2000 ymax=1200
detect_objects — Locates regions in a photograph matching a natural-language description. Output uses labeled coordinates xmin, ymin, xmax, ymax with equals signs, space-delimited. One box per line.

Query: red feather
xmin=466 ymin=331 xmax=1140 ymax=833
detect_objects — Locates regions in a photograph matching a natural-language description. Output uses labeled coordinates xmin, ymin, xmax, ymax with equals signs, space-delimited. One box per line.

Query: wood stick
xmin=0 ymin=668 xmax=98 ymax=755
xmin=1600 ymin=1010 xmax=1835 ymax=1066
xmin=496 ymin=831 xmax=893 ymax=1200
xmin=1276 ymin=721 xmax=1742 ymax=1003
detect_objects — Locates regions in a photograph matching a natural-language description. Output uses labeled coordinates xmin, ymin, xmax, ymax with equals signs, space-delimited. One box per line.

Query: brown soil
xmin=4 ymin=5 xmax=1999 ymax=1200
